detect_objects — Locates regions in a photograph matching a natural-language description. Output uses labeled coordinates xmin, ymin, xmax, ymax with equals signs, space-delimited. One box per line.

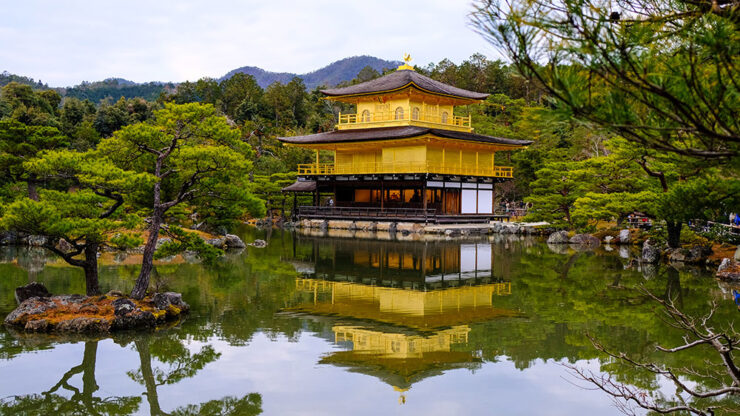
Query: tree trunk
xmin=135 ymin=338 xmax=164 ymax=416
xmin=131 ymin=210 xmax=163 ymax=300
xmin=83 ymin=242 xmax=101 ymax=296
xmin=666 ymin=220 xmax=682 ymax=249
xmin=81 ymin=341 xmax=99 ymax=411
xmin=27 ymin=179 xmax=39 ymax=201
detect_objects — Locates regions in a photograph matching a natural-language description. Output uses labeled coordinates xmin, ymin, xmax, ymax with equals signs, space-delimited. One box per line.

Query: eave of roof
xmin=282 ymin=180 xmax=316 ymax=192
xmin=321 ymin=69 xmax=489 ymax=101
xmin=278 ymin=126 xmax=532 ymax=147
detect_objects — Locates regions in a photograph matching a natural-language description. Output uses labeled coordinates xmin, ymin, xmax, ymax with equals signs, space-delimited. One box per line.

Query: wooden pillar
xmin=380 ymin=178 xmax=385 ymax=211
xmin=293 ymin=193 xmax=297 ymax=220
xmin=442 ymin=184 xmax=447 ymax=215
xmin=422 ymin=179 xmax=428 ymax=223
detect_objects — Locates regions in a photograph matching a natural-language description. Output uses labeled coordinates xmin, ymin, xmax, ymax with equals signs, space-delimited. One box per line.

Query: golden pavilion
xmin=279 ymin=56 xmax=532 ymax=222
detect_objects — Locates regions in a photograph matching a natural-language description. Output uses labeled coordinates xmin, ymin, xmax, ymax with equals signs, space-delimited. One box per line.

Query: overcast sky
xmin=0 ymin=0 xmax=499 ymax=87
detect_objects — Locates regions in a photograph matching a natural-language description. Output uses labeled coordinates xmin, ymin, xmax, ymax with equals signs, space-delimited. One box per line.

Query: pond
xmin=0 ymin=228 xmax=737 ymax=415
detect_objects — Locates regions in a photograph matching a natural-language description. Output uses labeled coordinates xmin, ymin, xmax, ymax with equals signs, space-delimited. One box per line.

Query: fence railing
xmin=296 ymin=162 xmax=514 ymax=178
xmin=338 ymin=109 xmax=471 ymax=131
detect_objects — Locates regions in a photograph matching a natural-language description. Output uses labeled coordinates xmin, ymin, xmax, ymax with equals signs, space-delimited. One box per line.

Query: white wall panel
xmin=461 ymin=189 xmax=477 ymax=213
xmin=477 ymin=190 xmax=493 ymax=214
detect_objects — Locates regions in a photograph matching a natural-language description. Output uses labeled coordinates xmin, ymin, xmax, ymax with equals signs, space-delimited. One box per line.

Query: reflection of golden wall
xmin=295 ymin=278 xmax=512 ymax=317
xmin=333 ymin=325 xmax=470 ymax=359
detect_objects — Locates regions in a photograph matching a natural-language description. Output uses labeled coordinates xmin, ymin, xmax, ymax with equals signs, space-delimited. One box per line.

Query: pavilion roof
xmin=320 ymin=69 xmax=489 ymax=100
xmin=278 ymin=125 xmax=532 ymax=147
xmin=281 ymin=180 xmax=316 ymax=192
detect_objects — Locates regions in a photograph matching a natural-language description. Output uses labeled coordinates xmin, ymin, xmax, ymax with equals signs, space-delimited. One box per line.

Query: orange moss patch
xmin=25 ymin=295 xmax=171 ymax=326
xmin=709 ymin=243 xmax=737 ymax=263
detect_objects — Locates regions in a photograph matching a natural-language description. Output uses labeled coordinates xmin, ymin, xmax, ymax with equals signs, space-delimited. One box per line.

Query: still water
xmin=0 ymin=228 xmax=737 ymax=415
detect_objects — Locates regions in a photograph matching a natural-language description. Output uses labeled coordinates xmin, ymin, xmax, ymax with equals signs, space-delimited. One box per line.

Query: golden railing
xmin=337 ymin=110 xmax=472 ymax=131
xmin=296 ymin=162 xmax=514 ymax=178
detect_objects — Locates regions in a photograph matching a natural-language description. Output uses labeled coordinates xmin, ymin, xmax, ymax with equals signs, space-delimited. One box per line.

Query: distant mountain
xmin=1 ymin=56 xmax=401 ymax=103
xmin=220 ymin=56 xmax=401 ymax=89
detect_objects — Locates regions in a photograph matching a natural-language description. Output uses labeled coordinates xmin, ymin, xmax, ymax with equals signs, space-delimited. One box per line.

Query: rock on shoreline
xmin=4 ymin=284 xmax=189 ymax=333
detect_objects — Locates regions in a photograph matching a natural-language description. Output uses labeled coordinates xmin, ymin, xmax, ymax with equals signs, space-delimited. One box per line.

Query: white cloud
xmin=0 ymin=0 xmax=500 ymax=86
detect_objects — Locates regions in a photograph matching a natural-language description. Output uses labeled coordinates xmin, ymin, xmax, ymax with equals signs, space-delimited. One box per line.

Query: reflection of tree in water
xmin=0 ymin=341 xmax=141 ymax=415
xmin=0 ymin=335 xmax=262 ymax=416
xmin=126 ymin=334 xmax=262 ymax=416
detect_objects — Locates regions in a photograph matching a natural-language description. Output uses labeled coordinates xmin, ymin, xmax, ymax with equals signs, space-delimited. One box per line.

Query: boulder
xmin=388 ymin=222 xmax=398 ymax=234
xmin=604 ymin=236 xmax=614 ymax=244
xmin=112 ymin=298 xmax=136 ymax=316
xmin=106 ymin=290 xmax=124 ymax=298
xmin=717 ymin=258 xmax=740 ymax=281
xmin=111 ymin=309 xmax=155 ymax=330
xmin=205 ymin=238 xmax=226 ymax=248
xmin=14 ymin=282 xmax=52 ymax=304
xmin=327 ymin=220 xmax=353 ymax=230
xmin=641 ymin=240 xmax=661 ymax=264
xmin=569 ymin=234 xmax=600 ymax=247
xmin=547 ymin=231 xmax=570 ymax=244
xmin=152 ymin=292 xmax=190 ymax=313
xmin=56 ymin=238 xmax=74 ymax=253
xmin=250 ymin=239 xmax=267 ymax=248
xmin=155 ymin=238 xmax=172 ymax=249
xmin=224 ymin=234 xmax=246 ymax=248
xmin=734 ymin=246 xmax=740 ymax=261
xmin=24 ymin=319 xmax=49 ymax=332
xmin=618 ymin=229 xmax=630 ymax=244
xmin=55 ymin=317 xmax=111 ymax=333
xmin=4 ymin=297 xmax=57 ymax=326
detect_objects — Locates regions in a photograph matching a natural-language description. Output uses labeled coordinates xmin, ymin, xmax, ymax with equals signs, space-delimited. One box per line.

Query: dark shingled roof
xmin=282 ymin=180 xmax=316 ymax=192
xmin=278 ymin=126 xmax=532 ymax=147
xmin=321 ymin=69 xmax=489 ymax=100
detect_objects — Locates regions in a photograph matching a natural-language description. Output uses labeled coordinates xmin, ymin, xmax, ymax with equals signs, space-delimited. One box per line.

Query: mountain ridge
xmin=1 ymin=56 xmax=402 ymax=102
xmin=220 ymin=55 xmax=401 ymax=89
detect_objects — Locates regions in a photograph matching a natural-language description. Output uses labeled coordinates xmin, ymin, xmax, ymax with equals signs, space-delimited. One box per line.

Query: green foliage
xmin=64 ymin=78 xmax=168 ymax=103
xmin=472 ymin=0 xmax=740 ymax=162
xmin=0 ymin=120 xmax=69 ymax=188
xmin=171 ymin=394 xmax=262 ymax=416
xmin=524 ymin=160 xmax=585 ymax=227
xmin=109 ymin=232 xmax=144 ymax=250
xmin=155 ymin=226 xmax=224 ymax=264
xmin=0 ymin=82 xmax=60 ymax=127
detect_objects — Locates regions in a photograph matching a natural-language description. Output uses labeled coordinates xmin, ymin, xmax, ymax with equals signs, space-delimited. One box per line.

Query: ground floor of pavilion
xmin=283 ymin=173 xmax=511 ymax=223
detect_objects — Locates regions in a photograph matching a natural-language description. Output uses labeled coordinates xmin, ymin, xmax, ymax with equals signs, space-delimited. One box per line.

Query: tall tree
xmin=98 ymin=103 xmax=263 ymax=299
xmin=471 ymin=0 xmax=740 ymax=161
xmin=1 ymin=149 xmax=150 ymax=295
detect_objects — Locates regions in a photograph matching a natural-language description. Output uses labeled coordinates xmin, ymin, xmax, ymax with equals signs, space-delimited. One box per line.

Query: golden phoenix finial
xmin=403 ymin=53 xmax=412 ymax=65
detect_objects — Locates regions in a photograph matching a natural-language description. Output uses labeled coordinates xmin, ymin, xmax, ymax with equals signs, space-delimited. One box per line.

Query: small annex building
xmin=279 ymin=57 xmax=532 ymax=223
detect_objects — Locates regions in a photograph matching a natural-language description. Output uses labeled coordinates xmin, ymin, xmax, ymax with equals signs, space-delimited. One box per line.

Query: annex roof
xmin=282 ymin=180 xmax=316 ymax=192
xmin=320 ymin=69 xmax=489 ymax=101
xmin=278 ymin=126 xmax=532 ymax=147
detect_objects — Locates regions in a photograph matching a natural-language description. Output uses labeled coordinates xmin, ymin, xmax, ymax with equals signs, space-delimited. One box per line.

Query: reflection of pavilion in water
xmin=291 ymin=235 xmax=505 ymax=290
xmin=286 ymin=235 xmax=520 ymax=399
